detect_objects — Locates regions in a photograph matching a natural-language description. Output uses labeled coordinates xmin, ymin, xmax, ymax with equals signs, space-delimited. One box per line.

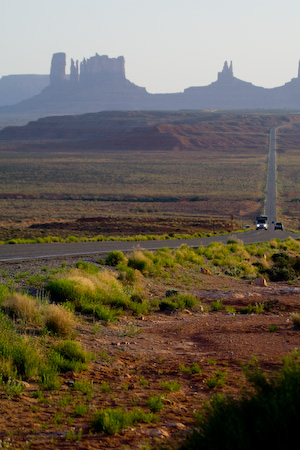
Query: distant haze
xmin=1 ymin=0 xmax=300 ymax=93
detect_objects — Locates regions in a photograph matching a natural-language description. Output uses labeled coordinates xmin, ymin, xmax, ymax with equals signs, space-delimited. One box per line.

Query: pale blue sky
xmin=1 ymin=0 xmax=300 ymax=92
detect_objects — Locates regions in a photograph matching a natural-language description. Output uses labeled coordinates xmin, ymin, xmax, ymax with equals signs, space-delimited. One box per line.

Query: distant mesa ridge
xmin=1 ymin=52 xmax=300 ymax=116
xmin=50 ymin=52 xmax=127 ymax=85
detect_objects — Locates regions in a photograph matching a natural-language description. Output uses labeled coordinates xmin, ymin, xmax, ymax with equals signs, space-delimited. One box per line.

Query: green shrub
xmin=0 ymin=316 xmax=41 ymax=380
xmin=240 ymin=302 xmax=265 ymax=314
xmin=161 ymin=380 xmax=181 ymax=392
xmin=94 ymin=305 xmax=118 ymax=322
xmin=128 ymin=251 xmax=153 ymax=274
xmin=266 ymin=252 xmax=300 ymax=281
xmin=74 ymin=403 xmax=89 ymax=417
xmin=47 ymin=269 xmax=131 ymax=314
xmin=46 ymin=279 xmax=79 ymax=303
xmin=75 ymin=260 xmax=98 ymax=274
xmin=179 ymin=362 xmax=202 ymax=375
xmin=50 ymin=340 xmax=93 ymax=373
xmin=0 ymin=376 xmax=25 ymax=398
xmin=117 ymin=264 xmax=139 ymax=283
xmin=267 ymin=265 xmax=295 ymax=282
xmin=91 ymin=407 xmax=156 ymax=435
xmin=180 ymin=350 xmax=300 ymax=450
xmin=147 ymin=394 xmax=164 ymax=412
xmin=73 ymin=379 xmax=94 ymax=397
xmin=100 ymin=381 xmax=111 ymax=393
xmin=210 ymin=300 xmax=223 ymax=311
xmin=0 ymin=285 xmax=9 ymax=305
xmin=159 ymin=298 xmax=177 ymax=312
xmin=159 ymin=294 xmax=197 ymax=312
xmin=291 ymin=313 xmax=300 ymax=329
xmin=128 ymin=299 xmax=150 ymax=316
xmin=38 ymin=363 xmax=61 ymax=390
xmin=66 ymin=236 xmax=79 ymax=243
xmin=105 ymin=251 xmax=127 ymax=266
xmin=206 ymin=370 xmax=226 ymax=388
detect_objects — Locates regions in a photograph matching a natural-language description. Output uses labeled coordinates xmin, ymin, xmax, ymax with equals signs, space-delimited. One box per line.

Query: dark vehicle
xmin=274 ymin=222 xmax=283 ymax=230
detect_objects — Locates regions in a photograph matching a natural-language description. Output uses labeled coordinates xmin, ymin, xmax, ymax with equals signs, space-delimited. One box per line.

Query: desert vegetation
xmin=179 ymin=350 xmax=300 ymax=450
xmin=0 ymin=235 xmax=300 ymax=448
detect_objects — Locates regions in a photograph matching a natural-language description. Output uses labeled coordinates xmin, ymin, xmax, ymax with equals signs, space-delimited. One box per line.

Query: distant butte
xmin=0 ymin=52 xmax=300 ymax=122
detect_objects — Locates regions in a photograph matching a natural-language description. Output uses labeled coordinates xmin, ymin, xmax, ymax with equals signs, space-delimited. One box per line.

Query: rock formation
xmin=217 ymin=60 xmax=233 ymax=82
xmin=70 ymin=59 xmax=79 ymax=83
xmin=1 ymin=52 xmax=300 ymax=122
xmin=50 ymin=52 xmax=66 ymax=84
xmin=79 ymin=54 xmax=126 ymax=84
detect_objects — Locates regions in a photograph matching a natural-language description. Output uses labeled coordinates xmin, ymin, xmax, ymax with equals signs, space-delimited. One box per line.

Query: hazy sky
xmin=1 ymin=0 xmax=300 ymax=93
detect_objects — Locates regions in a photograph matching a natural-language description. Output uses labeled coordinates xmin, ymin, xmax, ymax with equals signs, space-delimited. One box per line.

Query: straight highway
xmin=265 ymin=127 xmax=277 ymax=224
xmin=0 ymin=229 xmax=298 ymax=263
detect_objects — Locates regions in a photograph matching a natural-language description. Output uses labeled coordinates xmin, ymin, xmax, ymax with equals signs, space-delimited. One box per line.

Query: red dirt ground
xmin=0 ymin=262 xmax=299 ymax=450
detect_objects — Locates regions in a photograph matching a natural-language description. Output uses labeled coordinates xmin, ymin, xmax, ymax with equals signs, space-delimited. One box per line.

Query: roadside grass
xmin=46 ymin=265 xmax=150 ymax=319
xmin=0 ymin=287 xmax=93 ymax=394
xmin=105 ymin=237 xmax=300 ymax=285
xmin=1 ymin=290 xmax=76 ymax=337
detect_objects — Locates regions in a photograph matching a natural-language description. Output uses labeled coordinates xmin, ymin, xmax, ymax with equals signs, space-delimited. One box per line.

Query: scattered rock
xmin=165 ymin=422 xmax=186 ymax=429
xmin=201 ymin=267 xmax=211 ymax=275
xmin=232 ymin=293 xmax=245 ymax=299
xmin=253 ymin=277 xmax=268 ymax=287
xmin=148 ymin=428 xmax=170 ymax=438
xmin=64 ymin=371 xmax=75 ymax=378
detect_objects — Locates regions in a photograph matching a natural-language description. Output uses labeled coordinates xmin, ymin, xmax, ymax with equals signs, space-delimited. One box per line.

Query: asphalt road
xmin=265 ymin=127 xmax=277 ymax=224
xmin=0 ymin=229 xmax=298 ymax=263
xmin=0 ymin=127 xmax=298 ymax=263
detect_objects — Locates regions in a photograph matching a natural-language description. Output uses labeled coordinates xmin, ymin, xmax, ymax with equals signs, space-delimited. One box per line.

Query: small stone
xmin=253 ymin=277 xmax=268 ymax=287
xmin=201 ymin=267 xmax=211 ymax=275
xmin=149 ymin=428 xmax=170 ymax=438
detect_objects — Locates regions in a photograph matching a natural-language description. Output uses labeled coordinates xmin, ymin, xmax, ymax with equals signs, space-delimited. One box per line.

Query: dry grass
xmin=43 ymin=303 xmax=75 ymax=337
xmin=67 ymin=268 xmax=126 ymax=297
xmin=2 ymin=292 xmax=76 ymax=337
xmin=2 ymin=293 xmax=41 ymax=324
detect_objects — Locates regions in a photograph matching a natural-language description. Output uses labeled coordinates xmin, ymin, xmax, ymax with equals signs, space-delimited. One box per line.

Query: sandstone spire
xmin=50 ymin=53 xmax=66 ymax=84
xmin=218 ymin=60 xmax=234 ymax=81
xmin=70 ymin=59 xmax=79 ymax=83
